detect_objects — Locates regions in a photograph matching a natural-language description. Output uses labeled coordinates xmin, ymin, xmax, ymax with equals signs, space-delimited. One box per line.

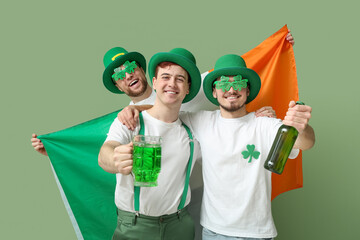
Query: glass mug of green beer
xmin=132 ymin=135 xmax=162 ymax=187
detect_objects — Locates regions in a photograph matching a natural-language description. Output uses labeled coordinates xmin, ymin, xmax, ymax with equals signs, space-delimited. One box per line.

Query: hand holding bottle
xmin=283 ymin=101 xmax=312 ymax=134
xmin=264 ymin=101 xmax=314 ymax=174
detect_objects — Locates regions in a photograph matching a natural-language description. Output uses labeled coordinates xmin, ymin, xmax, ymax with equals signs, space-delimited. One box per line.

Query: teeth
xmin=129 ymin=80 xmax=138 ymax=86
xmin=166 ymin=91 xmax=176 ymax=94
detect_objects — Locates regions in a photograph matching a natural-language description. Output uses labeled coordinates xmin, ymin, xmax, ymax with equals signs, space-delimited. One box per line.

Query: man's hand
xmin=113 ymin=142 xmax=134 ymax=175
xmin=117 ymin=106 xmax=140 ymax=130
xmin=31 ymin=133 xmax=48 ymax=156
xmin=99 ymin=141 xmax=134 ymax=174
xmin=283 ymin=101 xmax=312 ymax=134
xmin=255 ymin=106 xmax=277 ymax=118
xmin=286 ymin=29 xmax=295 ymax=46
xmin=284 ymin=101 xmax=315 ymax=150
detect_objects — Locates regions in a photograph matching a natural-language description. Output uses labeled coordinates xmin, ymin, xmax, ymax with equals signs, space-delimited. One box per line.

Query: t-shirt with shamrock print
xmin=180 ymin=110 xmax=299 ymax=239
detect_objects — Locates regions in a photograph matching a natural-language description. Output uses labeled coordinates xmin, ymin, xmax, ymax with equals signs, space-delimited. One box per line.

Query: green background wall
xmin=1 ymin=0 xmax=359 ymax=239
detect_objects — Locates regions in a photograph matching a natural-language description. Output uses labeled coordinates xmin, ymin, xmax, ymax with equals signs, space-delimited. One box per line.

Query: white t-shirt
xmin=180 ymin=72 xmax=218 ymax=112
xmin=180 ymin=111 xmax=299 ymax=238
xmin=129 ymin=90 xmax=157 ymax=106
xmin=105 ymin=111 xmax=200 ymax=216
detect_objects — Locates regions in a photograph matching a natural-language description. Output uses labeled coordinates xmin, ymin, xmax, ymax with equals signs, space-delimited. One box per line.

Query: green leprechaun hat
xmin=203 ymin=54 xmax=261 ymax=106
xmin=148 ymin=48 xmax=201 ymax=103
xmin=102 ymin=47 xmax=146 ymax=94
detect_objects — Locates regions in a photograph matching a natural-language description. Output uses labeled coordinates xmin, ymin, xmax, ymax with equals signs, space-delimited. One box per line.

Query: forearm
xmin=98 ymin=141 xmax=120 ymax=174
xmin=135 ymin=104 xmax=153 ymax=111
xmin=293 ymin=125 xmax=315 ymax=150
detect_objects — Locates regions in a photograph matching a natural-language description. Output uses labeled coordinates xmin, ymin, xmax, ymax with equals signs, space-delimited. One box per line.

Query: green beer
xmin=132 ymin=136 xmax=161 ymax=187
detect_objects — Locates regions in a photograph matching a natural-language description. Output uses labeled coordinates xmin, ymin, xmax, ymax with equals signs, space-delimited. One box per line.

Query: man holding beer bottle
xmin=183 ymin=54 xmax=315 ymax=240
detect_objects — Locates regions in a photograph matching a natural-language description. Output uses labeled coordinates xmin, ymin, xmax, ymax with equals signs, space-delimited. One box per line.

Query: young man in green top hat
xmin=189 ymin=54 xmax=315 ymax=239
xmin=102 ymin=47 xmax=154 ymax=104
xmin=98 ymin=48 xmax=202 ymax=240
xmin=118 ymin=53 xmax=315 ymax=239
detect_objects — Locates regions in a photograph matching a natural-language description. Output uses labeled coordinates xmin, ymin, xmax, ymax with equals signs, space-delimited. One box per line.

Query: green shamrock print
xmin=241 ymin=144 xmax=260 ymax=163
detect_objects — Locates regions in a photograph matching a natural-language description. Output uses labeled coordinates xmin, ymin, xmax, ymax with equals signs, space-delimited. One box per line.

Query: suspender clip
xmin=133 ymin=211 xmax=139 ymax=225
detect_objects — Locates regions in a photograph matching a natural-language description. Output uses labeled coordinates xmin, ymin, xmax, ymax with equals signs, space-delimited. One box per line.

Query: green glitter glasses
xmin=213 ymin=75 xmax=248 ymax=92
xmin=112 ymin=60 xmax=138 ymax=81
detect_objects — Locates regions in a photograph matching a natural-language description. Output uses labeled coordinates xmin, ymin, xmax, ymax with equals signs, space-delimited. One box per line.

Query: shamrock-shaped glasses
xmin=213 ymin=75 xmax=248 ymax=92
xmin=112 ymin=61 xmax=138 ymax=81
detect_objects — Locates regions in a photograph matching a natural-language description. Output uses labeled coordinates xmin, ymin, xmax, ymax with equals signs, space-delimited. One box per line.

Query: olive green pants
xmin=112 ymin=207 xmax=195 ymax=240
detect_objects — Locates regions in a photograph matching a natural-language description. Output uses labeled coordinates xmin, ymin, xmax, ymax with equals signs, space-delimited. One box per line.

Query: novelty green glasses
xmin=213 ymin=75 xmax=248 ymax=92
xmin=112 ymin=60 xmax=138 ymax=81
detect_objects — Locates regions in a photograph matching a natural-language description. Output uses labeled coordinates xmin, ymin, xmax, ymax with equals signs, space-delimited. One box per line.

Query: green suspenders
xmin=178 ymin=123 xmax=194 ymax=211
xmin=134 ymin=112 xmax=194 ymax=215
xmin=133 ymin=112 xmax=145 ymax=215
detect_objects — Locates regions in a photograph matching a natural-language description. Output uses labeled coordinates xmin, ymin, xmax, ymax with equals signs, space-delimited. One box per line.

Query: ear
xmin=246 ymin=87 xmax=250 ymax=97
xmin=152 ymin=77 xmax=157 ymax=91
xmin=212 ymin=88 xmax=218 ymax=99
xmin=186 ymin=79 xmax=191 ymax=94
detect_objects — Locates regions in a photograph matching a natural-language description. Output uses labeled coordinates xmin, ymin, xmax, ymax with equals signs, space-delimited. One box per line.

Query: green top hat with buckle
xmin=102 ymin=47 xmax=146 ymax=94
xmin=148 ymin=48 xmax=201 ymax=103
xmin=203 ymin=54 xmax=261 ymax=106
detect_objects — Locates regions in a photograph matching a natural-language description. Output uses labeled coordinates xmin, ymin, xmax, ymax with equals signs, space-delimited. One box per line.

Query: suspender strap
xmin=133 ymin=112 xmax=144 ymax=212
xmin=138 ymin=112 xmax=145 ymax=135
xmin=178 ymin=123 xmax=194 ymax=210
xmin=133 ymin=112 xmax=194 ymax=213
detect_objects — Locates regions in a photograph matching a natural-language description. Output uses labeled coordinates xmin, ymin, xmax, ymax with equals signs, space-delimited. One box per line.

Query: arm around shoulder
xmin=117 ymin=105 xmax=152 ymax=130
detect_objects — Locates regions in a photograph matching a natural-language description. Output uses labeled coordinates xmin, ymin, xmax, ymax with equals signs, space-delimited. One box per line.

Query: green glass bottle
xmin=264 ymin=101 xmax=304 ymax=174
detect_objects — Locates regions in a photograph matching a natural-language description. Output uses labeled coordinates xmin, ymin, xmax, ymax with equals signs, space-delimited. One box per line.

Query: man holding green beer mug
xmin=98 ymin=48 xmax=202 ymax=240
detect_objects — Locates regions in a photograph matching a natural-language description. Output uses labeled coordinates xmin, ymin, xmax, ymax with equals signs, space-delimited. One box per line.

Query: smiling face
xmin=212 ymin=75 xmax=249 ymax=113
xmin=113 ymin=62 xmax=148 ymax=97
xmin=152 ymin=63 xmax=190 ymax=106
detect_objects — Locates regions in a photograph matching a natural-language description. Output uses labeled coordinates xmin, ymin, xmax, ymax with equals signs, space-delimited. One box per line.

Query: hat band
xmin=112 ymin=53 xmax=125 ymax=61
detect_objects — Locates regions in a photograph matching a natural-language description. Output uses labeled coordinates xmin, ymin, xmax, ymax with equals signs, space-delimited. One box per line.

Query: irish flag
xmin=39 ymin=25 xmax=301 ymax=240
